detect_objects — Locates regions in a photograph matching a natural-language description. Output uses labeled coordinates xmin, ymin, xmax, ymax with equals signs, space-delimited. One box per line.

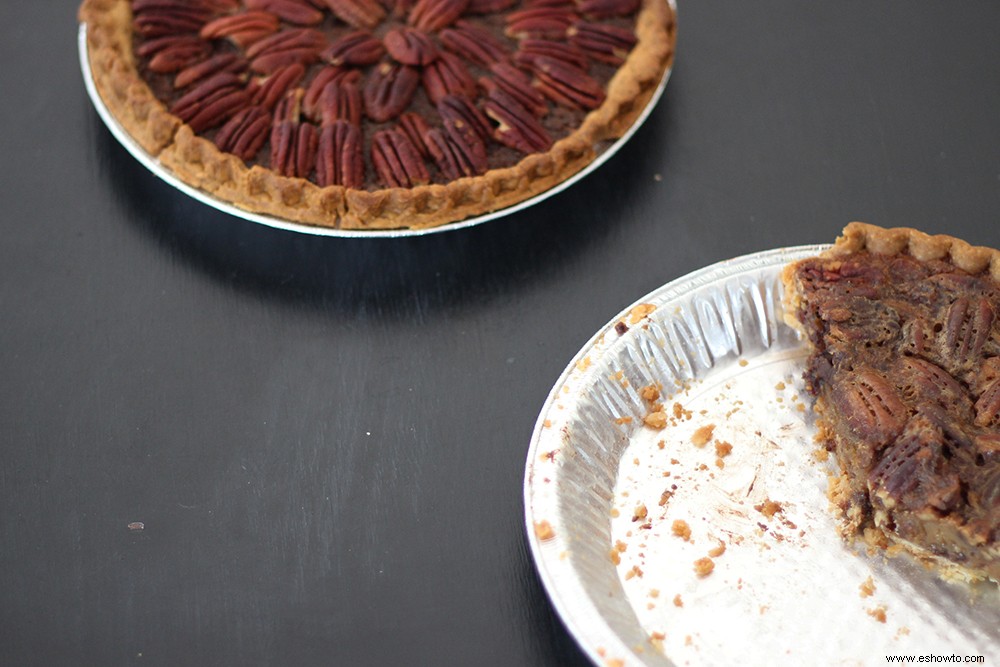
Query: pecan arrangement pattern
xmin=130 ymin=0 xmax=641 ymax=188
xmin=80 ymin=0 xmax=675 ymax=229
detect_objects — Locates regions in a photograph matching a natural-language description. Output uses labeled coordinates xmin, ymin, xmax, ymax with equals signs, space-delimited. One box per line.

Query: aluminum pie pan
xmin=523 ymin=246 xmax=1000 ymax=666
xmin=77 ymin=10 xmax=676 ymax=239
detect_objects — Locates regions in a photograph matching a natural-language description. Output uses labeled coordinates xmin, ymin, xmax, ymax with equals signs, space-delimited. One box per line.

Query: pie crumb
xmin=754 ymin=499 xmax=783 ymax=518
xmin=693 ymin=557 xmax=715 ymax=577
xmin=534 ymin=521 xmax=555 ymax=540
xmin=644 ymin=410 xmax=667 ymax=429
xmin=640 ymin=384 xmax=661 ymax=402
xmin=859 ymin=576 xmax=875 ymax=598
xmin=691 ymin=424 xmax=715 ymax=447
xmin=671 ymin=519 xmax=692 ymax=541
xmin=672 ymin=594 xmax=683 ymax=607
xmin=708 ymin=540 xmax=726 ymax=558
xmin=867 ymin=606 xmax=887 ymax=623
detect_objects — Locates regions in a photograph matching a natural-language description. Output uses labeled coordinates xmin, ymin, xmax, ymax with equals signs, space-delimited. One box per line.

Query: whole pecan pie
xmin=782 ymin=222 xmax=1000 ymax=582
xmin=78 ymin=0 xmax=676 ymax=230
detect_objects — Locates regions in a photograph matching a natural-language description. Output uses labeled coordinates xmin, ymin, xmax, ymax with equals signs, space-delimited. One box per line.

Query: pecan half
xmin=829 ymin=368 xmax=908 ymax=451
xmin=363 ymin=62 xmax=420 ymax=122
xmin=514 ymin=38 xmax=588 ymax=70
xmin=303 ymin=67 xmax=361 ymax=119
xmin=383 ymin=27 xmax=439 ymax=66
xmin=322 ymin=30 xmax=386 ymax=66
xmin=530 ymin=56 xmax=606 ymax=110
xmin=504 ymin=7 xmax=575 ymax=40
xmin=245 ymin=28 xmax=327 ymax=74
xmin=171 ymin=71 xmax=250 ymax=132
xmin=245 ymin=0 xmax=325 ymax=25
xmin=421 ymin=52 xmax=476 ymax=105
xmin=317 ymin=120 xmax=365 ymax=187
xmin=388 ymin=0 xmax=417 ymax=18
xmin=200 ymin=11 xmax=280 ymax=49
xmin=174 ymin=53 xmax=248 ymax=90
xmin=322 ymin=0 xmax=386 ymax=30
xmin=371 ymin=128 xmax=430 ymax=188
xmin=521 ymin=0 xmax=573 ymax=7
xmin=439 ymin=22 xmax=509 ymax=67
xmin=466 ymin=0 xmax=516 ymax=13
xmin=567 ymin=21 xmax=637 ymax=65
xmin=133 ymin=5 xmax=212 ymax=38
xmin=484 ymin=89 xmax=553 ymax=153
xmin=271 ymin=92 xmax=318 ymax=178
xmin=437 ymin=94 xmax=493 ymax=143
xmin=898 ymin=357 xmax=969 ymax=409
xmin=576 ymin=0 xmax=639 ymax=19
xmin=870 ymin=419 xmax=961 ymax=513
xmin=407 ymin=0 xmax=470 ymax=32
xmin=248 ymin=62 xmax=306 ymax=109
xmin=436 ymin=95 xmax=489 ymax=173
xmin=397 ymin=111 xmax=433 ymax=159
xmin=975 ymin=378 xmax=1000 ymax=428
xmin=140 ymin=35 xmax=213 ymax=74
xmin=483 ymin=62 xmax=548 ymax=117
xmin=941 ymin=297 xmax=994 ymax=370
xmin=319 ymin=78 xmax=363 ymax=126
xmin=424 ymin=127 xmax=483 ymax=179
xmin=214 ymin=105 xmax=272 ymax=161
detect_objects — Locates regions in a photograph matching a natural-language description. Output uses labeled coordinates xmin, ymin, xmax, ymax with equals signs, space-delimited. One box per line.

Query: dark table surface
xmin=2 ymin=2 xmax=999 ymax=666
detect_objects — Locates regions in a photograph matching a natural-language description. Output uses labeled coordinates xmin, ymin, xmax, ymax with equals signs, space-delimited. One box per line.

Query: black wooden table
xmin=2 ymin=2 xmax=998 ymax=665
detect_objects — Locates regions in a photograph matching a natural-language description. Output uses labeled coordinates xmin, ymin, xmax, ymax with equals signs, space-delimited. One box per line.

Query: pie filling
xmin=783 ymin=223 xmax=1000 ymax=582
xmin=80 ymin=0 xmax=676 ymax=229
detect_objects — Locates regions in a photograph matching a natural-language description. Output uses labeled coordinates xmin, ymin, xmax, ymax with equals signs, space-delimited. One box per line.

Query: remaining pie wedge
xmin=782 ymin=222 xmax=1000 ymax=582
xmin=78 ymin=0 xmax=676 ymax=231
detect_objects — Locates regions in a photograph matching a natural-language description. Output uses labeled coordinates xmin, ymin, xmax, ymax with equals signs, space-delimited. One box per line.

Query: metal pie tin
xmin=524 ymin=247 xmax=1000 ymax=666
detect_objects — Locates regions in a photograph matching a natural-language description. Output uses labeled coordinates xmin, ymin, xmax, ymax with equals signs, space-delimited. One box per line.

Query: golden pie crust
xmin=783 ymin=222 xmax=1000 ymax=583
xmin=79 ymin=0 xmax=676 ymax=231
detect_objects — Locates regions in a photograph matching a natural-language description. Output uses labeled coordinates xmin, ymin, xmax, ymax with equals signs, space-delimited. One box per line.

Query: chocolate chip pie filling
xmin=782 ymin=222 xmax=1000 ymax=583
xmin=79 ymin=0 xmax=675 ymax=230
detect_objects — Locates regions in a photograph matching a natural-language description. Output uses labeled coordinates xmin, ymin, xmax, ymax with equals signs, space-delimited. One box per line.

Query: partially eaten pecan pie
xmin=78 ymin=0 xmax=675 ymax=230
xmin=782 ymin=222 xmax=1000 ymax=582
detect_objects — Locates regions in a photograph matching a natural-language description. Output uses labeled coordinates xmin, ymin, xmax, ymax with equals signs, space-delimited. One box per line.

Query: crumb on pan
xmin=534 ymin=520 xmax=555 ymax=541
xmin=693 ymin=557 xmax=715 ymax=577
xmin=708 ymin=540 xmax=726 ymax=558
xmin=867 ymin=606 xmax=887 ymax=623
xmin=640 ymin=383 xmax=661 ymax=403
xmin=754 ymin=499 xmax=783 ymax=518
xmin=644 ymin=410 xmax=667 ymax=429
xmin=691 ymin=424 xmax=715 ymax=447
xmin=671 ymin=519 xmax=692 ymax=541
xmin=628 ymin=303 xmax=656 ymax=325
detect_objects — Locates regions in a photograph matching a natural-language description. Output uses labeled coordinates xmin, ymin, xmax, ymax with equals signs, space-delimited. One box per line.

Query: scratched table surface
xmin=2 ymin=2 xmax=999 ymax=666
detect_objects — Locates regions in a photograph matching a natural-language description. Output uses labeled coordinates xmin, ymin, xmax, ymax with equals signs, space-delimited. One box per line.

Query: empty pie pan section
xmin=78 ymin=18 xmax=675 ymax=238
xmin=523 ymin=246 xmax=1000 ymax=666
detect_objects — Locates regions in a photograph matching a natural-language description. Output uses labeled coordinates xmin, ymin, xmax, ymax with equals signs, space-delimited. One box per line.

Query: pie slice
xmin=782 ymin=222 xmax=1000 ymax=582
xmin=78 ymin=0 xmax=676 ymax=231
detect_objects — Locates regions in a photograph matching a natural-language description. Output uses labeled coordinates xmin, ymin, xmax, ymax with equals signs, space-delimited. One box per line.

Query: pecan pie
xmin=78 ymin=0 xmax=676 ymax=230
xmin=782 ymin=222 xmax=1000 ymax=582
